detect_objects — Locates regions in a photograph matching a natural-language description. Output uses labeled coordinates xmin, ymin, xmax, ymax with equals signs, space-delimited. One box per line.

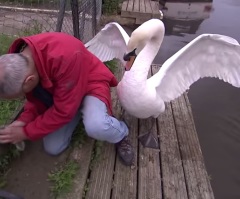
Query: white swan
xmin=85 ymin=18 xmax=240 ymax=118
xmin=85 ymin=18 xmax=240 ymax=148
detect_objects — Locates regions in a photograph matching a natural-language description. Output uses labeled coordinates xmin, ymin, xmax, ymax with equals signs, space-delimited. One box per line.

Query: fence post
xmin=56 ymin=0 xmax=67 ymax=32
xmin=79 ymin=1 xmax=86 ymax=41
xmin=71 ymin=0 xmax=80 ymax=39
xmin=92 ymin=0 xmax=97 ymax=36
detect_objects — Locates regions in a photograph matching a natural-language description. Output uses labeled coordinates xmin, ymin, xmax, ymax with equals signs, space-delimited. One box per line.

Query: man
xmin=0 ymin=32 xmax=134 ymax=166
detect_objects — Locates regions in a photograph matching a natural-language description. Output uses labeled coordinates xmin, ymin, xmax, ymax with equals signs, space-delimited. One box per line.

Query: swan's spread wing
xmin=85 ymin=22 xmax=129 ymax=63
xmin=150 ymin=34 xmax=240 ymax=102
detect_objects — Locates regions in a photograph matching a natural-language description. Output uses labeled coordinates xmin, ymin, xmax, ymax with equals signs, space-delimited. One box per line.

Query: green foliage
xmin=104 ymin=59 xmax=119 ymax=74
xmin=0 ymin=34 xmax=15 ymax=55
xmin=48 ymin=161 xmax=79 ymax=198
xmin=0 ymin=100 xmax=22 ymax=126
xmin=0 ymin=20 xmax=43 ymax=56
xmin=102 ymin=0 xmax=121 ymax=15
xmin=89 ymin=141 xmax=103 ymax=170
xmin=70 ymin=122 xmax=88 ymax=148
xmin=18 ymin=20 xmax=43 ymax=37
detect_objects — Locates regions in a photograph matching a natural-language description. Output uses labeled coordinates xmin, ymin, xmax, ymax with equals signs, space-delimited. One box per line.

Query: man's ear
xmin=24 ymin=75 xmax=35 ymax=84
xmin=22 ymin=74 xmax=37 ymax=92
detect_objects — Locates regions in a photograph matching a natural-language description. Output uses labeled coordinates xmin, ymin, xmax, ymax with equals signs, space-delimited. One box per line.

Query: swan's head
xmin=123 ymin=19 xmax=165 ymax=71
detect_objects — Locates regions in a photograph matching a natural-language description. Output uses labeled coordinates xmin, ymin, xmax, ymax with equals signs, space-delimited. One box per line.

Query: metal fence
xmin=0 ymin=0 xmax=102 ymax=44
xmin=0 ymin=0 xmax=102 ymax=126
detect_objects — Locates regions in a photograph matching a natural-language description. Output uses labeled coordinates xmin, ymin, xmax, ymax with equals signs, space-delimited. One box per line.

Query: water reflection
xmin=123 ymin=3 xmax=240 ymax=197
xmin=154 ymin=0 xmax=240 ymax=199
xmin=161 ymin=1 xmax=213 ymax=36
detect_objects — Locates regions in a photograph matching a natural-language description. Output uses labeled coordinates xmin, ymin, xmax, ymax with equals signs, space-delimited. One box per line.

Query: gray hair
xmin=0 ymin=54 xmax=29 ymax=97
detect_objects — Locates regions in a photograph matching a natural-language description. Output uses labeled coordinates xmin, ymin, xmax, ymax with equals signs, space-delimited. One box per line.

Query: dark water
xmin=155 ymin=1 xmax=240 ymax=199
xmin=123 ymin=1 xmax=240 ymax=197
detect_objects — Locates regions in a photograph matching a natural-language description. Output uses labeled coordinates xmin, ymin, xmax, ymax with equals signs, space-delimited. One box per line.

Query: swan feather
xmin=148 ymin=34 xmax=240 ymax=102
xmin=84 ymin=22 xmax=129 ymax=63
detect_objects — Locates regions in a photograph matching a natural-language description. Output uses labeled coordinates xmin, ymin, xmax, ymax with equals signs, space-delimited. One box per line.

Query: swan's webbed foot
xmin=138 ymin=132 xmax=159 ymax=149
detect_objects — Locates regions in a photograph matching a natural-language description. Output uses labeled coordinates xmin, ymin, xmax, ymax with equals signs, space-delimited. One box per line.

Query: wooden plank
xmin=138 ymin=118 xmax=162 ymax=199
xmin=111 ymin=110 xmax=138 ymax=199
xmin=152 ymin=64 xmax=188 ymax=199
xmin=150 ymin=1 xmax=161 ymax=18
xmin=121 ymin=1 xmax=128 ymax=11
xmin=139 ymin=0 xmax=145 ymax=13
xmin=133 ymin=0 xmax=140 ymax=13
xmin=145 ymin=0 xmax=152 ymax=14
xmin=121 ymin=0 xmax=136 ymax=19
xmin=137 ymin=65 xmax=162 ymax=199
xmin=85 ymin=143 xmax=115 ymax=199
xmin=84 ymin=62 xmax=125 ymax=199
xmin=111 ymin=65 xmax=138 ymax=199
xmin=58 ymin=138 xmax=94 ymax=199
xmin=171 ymin=95 xmax=215 ymax=199
xmin=127 ymin=0 xmax=134 ymax=12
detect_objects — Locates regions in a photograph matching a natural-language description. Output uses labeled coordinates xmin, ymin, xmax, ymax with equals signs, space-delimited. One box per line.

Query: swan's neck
xmin=129 ymin=38 xmax=161 ymax=82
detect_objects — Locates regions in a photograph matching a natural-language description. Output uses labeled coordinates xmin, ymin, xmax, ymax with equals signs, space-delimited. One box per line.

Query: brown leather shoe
xmin=116 ymin=136 xmax=134 ymax=166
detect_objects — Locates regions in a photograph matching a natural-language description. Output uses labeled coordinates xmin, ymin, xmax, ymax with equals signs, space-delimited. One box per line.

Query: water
xmin=155 ymin=1 xmax=240 ymax=198
xmin=123 ymin=1 xmax=240 ymax=197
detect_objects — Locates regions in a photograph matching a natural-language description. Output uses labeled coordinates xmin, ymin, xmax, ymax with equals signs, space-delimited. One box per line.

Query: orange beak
xmin=123 ymin=48 xmax=137 ymax=71
xmin=125 ymin=55 xmax=136 ymax=71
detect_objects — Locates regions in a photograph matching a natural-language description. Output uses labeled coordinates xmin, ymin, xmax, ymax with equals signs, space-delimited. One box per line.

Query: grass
xmin=89 ymin=140 xmax=104 ymax=170
xmin=104 ymin=59 xmax=119 ymax=74
xmin=0 ymin=34 xmax=15 ymax=55
xmin=70 ymin=122 xmax=88 ymax=148
xmin=48 ymin=160 xmax=79 ymax=199
xmin=0 ymin=100 xmax=22 ymax=126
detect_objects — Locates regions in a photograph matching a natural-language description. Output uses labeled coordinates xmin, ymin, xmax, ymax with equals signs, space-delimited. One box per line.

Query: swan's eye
xmin=123 ymin=53 xmax=130 ymax=61
xmin=123 ymin=48 xmax=137 ymax=61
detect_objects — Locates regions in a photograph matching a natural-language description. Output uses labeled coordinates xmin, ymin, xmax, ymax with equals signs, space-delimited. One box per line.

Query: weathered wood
xmin=171 ymin=95 xmax=215 ymax=199
xmin=121 ymin=0 xmax=157 ymax=22
xmin=84 ymin=64 xmax=125 ymax=199
xmin=111 ymin=64 xmax=138 ymax=199
xmin=85 ymin=143 xmax=116 ymax=199
xmin=127 ymin=0 xmax=134 ymax=12
xmin=139 ymin=0 xmax=145 ymax=13
xmin=121 ymin=1 xmax=128 ymax=11
xmin=138 ymin=118 xmax=162 ymax=199
xmin=150 ymin=1 xmax=161 ymax=18
xmin=145 ymin=0 xmax=152 ymax=15
xmin=152 ymin=64 xmax=188 ymax=199
xmin=111 ymin=110 xmax=138 ymax=199
xmin=133 ymin=0 xmax=140 ymax=13
xmin=58 ymin=137 xmax=94 ymax=199
xmin=137 ymin=65 xmax=162 ymax=199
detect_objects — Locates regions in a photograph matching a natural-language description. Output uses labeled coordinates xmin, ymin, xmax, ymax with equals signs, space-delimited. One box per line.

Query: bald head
xmin=0 ymin=53 xmax=29 ymax=98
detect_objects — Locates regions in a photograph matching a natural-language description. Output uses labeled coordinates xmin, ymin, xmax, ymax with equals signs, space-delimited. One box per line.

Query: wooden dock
xmin=60 ymin=64 xmax=215 ymax=199
xmin=121 ymin=0 xmax=162 ymax=24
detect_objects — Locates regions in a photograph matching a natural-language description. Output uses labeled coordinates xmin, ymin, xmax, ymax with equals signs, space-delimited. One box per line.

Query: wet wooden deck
xmin=121 ymin=0 xmax=162 ymax=24
xmin=61 ymin=64 xmax=215 ymax=199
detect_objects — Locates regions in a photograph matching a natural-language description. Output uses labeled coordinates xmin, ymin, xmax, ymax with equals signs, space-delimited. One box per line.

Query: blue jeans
xmin=43 ymin=96 xmax=129 ymax=155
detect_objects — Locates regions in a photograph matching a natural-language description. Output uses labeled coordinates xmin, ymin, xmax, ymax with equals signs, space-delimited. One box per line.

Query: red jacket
xmin=8 ymin=32 xmax=118 ymax=140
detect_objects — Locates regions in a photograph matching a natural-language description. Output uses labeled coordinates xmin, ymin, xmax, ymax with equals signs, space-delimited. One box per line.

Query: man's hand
xmin=0 ymin=126 xmax=28 ymax=144
xmin=9 ymin=121 xmax=26 ymax=127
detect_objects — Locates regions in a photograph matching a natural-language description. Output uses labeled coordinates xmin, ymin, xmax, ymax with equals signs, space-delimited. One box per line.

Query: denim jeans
xmin=43 ymin=95 xmax=128 ymax=155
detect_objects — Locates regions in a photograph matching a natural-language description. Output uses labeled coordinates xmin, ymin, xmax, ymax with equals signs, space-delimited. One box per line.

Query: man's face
xmin=0 ymin=63 xmax=39 ymax=100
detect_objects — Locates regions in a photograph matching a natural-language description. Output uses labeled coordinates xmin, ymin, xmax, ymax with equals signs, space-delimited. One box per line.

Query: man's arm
xmin=23 ymin=52 xmax=89 ymax=140
xmin=16 ymin=100 xmax=41 ymax=124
